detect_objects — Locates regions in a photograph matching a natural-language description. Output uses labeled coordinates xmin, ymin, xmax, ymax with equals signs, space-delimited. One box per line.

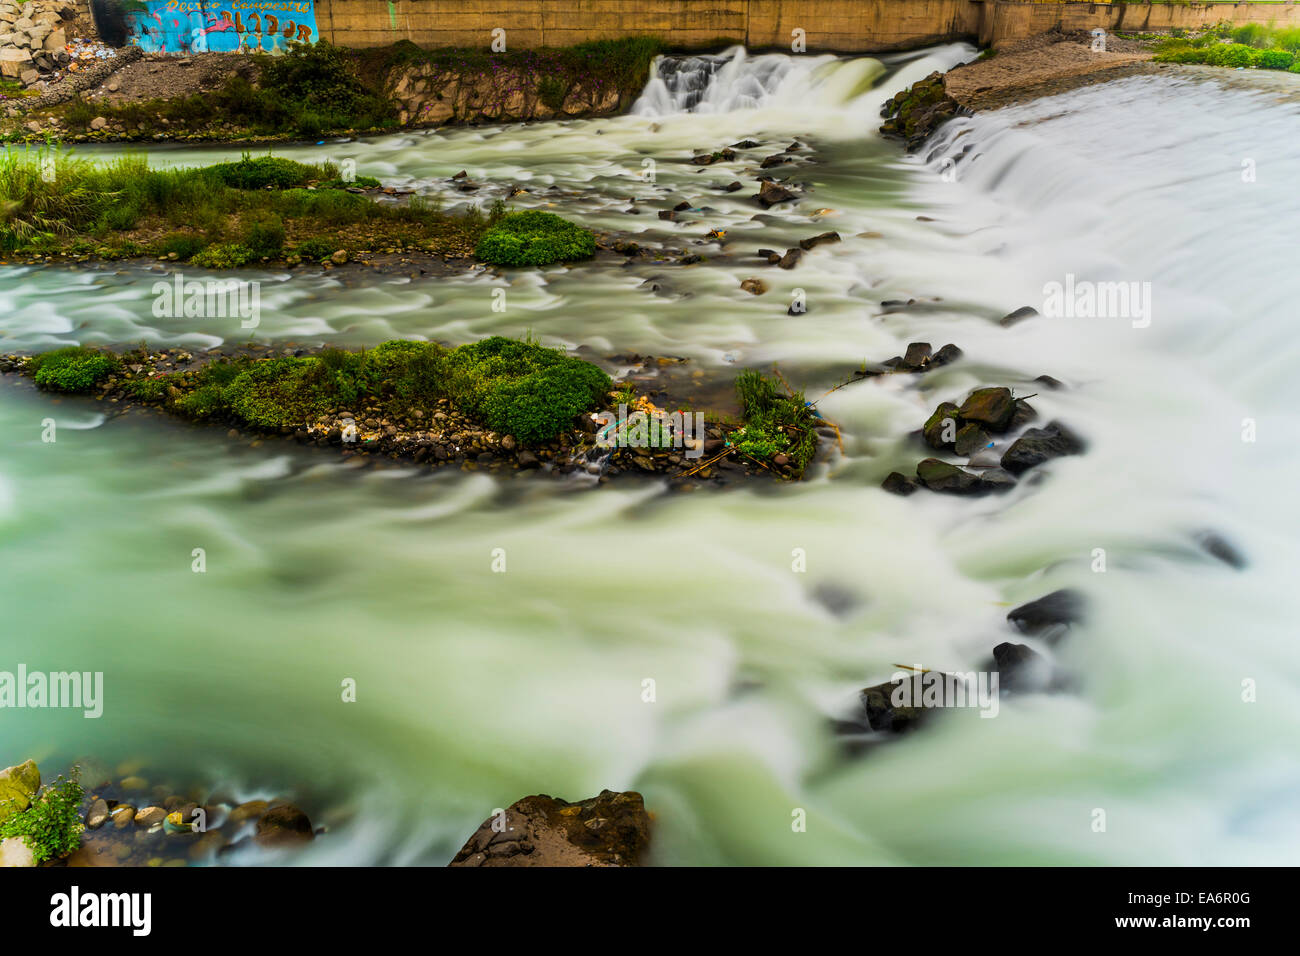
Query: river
xmin=1 ymin=44 xmax=1297 ymax=865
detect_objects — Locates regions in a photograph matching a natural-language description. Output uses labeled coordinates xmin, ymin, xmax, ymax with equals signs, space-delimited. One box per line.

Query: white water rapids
xmin=1 ymin=45 xmax=1297 ymax=864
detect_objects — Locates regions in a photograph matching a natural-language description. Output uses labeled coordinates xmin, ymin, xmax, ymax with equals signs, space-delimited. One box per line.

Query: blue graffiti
xmin=126 ymin=1 xmax=318 ymax=55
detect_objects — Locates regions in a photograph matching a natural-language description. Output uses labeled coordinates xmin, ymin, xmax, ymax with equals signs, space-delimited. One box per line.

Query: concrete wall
xmin=312 ymin=0 xmax=1300 ymax=53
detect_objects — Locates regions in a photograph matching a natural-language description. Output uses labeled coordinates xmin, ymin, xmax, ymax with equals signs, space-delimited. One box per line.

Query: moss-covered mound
xmin=474 ymin=211 xmax=597 ymax=268
xmin=30 ymin=337 xmax=611 ymax=446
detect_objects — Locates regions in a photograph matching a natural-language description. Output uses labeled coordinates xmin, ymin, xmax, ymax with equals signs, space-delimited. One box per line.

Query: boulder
xmin=134 ymin=806 xmax=166 ymax=827
xmin=41 ymin=26 xmax=62 ymax=51
xmin=740 ymin=277 xmax=767 ymax=295
xmin=777 ymin=247 xmax=802 ymax=269
xmin=922 ymin=401 xmax=960 ymax=449
xmin=916 ymin=457 xmax=981 ymax=494
xmin=930 ymin=343 xmax=963 ymax=367
xmin=0 ymin=759 xmax=40 ymax=825
xmin=1000 ymin=421 xmax=1084 ymax=475
xmin=0 ymin=47 xmax=33 ymax=79
xmin=957 ymin=386 xmax=1016 ymax=431
xmin=450 ymin=789 xmax=650 ymax=867
xmin=755 ymin=179 xmax=796 ymax=208
xmin=953 ymin=422 xmax=991 ymax=457
xmin=899 ymin=341 xmax=931 ymax=371
xmin=859 ymin=679 xmax=925 ymax=732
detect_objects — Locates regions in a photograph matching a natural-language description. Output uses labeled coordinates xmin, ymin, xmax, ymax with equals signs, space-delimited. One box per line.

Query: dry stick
xmin=671 ymin=444 xmax=733 ymax=480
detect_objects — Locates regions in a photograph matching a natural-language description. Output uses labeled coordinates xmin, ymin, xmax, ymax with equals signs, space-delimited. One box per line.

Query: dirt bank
xmin=944 ymin=31 xmax=1154 ymax=110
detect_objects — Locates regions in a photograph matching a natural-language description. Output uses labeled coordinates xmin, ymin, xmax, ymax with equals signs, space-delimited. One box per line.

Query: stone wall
xmin=312 ymin=1 xmax=1299 ymax=53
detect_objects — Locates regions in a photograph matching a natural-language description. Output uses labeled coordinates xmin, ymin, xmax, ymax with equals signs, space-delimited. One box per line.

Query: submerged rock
xmin=993 ymin=642 xmax=1052 ymax=693
xmin=255 ymin=805 xmax=314 ymax=848
xmin=799 ymin=231 xmax=841 ymax=251
xmin=1007 ymin=589 xmax=1086 ymax=641
xmin=449 ymin=789 xmax=650 ymax=867
xmin=1194 ymin=530 xmax=1247 ymax=570
xmin=881 ymin=471 xmax=920 ymax=496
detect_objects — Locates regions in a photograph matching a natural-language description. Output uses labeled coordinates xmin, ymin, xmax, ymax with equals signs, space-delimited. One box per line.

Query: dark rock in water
xmin=1034 ymin=374 xmax=1065 ymax=390
xmin=899 ymin=342 xmax=932 ymax=370
xmin=1194 ymin=530 xmax=1247 ymax=569
xmin=673 ymin=200 xmax=691 ymax=211
xmin=1009 ymin=399 xmax=1037 ymax=429
xmin=1007 ymin=589 xmax=1086 ymax=641
xmin=811 ymin=581 xmax=861 ymax=617
xmin=917 ymin=458 xmax=983 ymax=494
xmin=777 ymin=248 xmax=802 ymax=270
xmin=756 ymin=179 xmax=797 ymax=208
xmin=958 ymin=387 xmax=1016 ymax=431
xmin=730 ymin=140 xmax=761 ymax=149
xmin=799 ymin=231 xmax=841 ymax=251
xmin=977 ymin=468 xmax=1017 ymax=493
xmin=923 ymin=402 xmax=961 ymax=450
xmin=658 ymin=210 xmax=677 ymax=221
xmin=721 ymin=180 xmax=744 ymax=192
xmin=451 ymin=170 xmax=468 ymax=180
xmin=954 ymin=422 xmax=992 ymax=457
xmin=1000 ymin=306 xmax=1039 ymax=327
xmin=788 ymin=302 xmax=807 ymax=316
xmin=757 ymin=248 xmax=778 ymax=260
xmin=860 ymin=679 xmax=925 ymax=733
xmin=930 ymin=343 xmax=963 ymax=367
xmin=254 ymin=805 xmax=314 ymax=848
xmin=449 ymin=790 xmax=650 ymax=867
xmin=993 ymin=642 xmax=1052 ymax=692
xmin=882 ymin=471 xmax=920 ymax=496
xmin=760 ymin=153 xmax=791 ymax=168
xmin=1000 ymin=421 xmax=1085 ymax=475
xmin=679 ymin=254 xmax=702 ymax=265
xmin=692 ymin=149 xmax=736 ymax=165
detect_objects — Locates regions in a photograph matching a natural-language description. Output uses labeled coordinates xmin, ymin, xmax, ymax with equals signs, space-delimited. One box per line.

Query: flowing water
xmin=2 ymin=45 xmax=1298 ymax=864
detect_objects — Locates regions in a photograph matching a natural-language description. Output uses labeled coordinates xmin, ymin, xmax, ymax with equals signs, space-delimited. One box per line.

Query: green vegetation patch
xmin=28 ymin=346 xmax=121 ymax=393
xmin=730 ymin=370 xmax=819 ymax=476
xmin=1153 ymin=25 xmax=1300 ymax=70
xmin=0 ymin=772 xmax=83 ymax=864
xmin=33 ymin=337 xmax=611 ymax=446
xmin=0 ymin=149 xmax=498 ymax=262
xmin=474 ymin=211 xmax=597 ymax=267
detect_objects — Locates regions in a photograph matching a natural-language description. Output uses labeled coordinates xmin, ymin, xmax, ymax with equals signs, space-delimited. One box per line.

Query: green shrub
xmin=538 ymin=75 xmax=569 ymax=110
xmin=474 ymin=211 xmax=596 ymax=267
xmin=123 ymin=375 xmax=174 ymax=402
xmin=191 ymin=243 xmax=254 ymax=269
xmin=317 ymin=176 xmax=382 ymax=190
xmin=480 ymin=359 xmax=611 ymax=443
xmin=206 ymin=154 xmax=317 ymax=190
xmin=242 ymin=211 xmax=286 ymax=258
xmin=222 ymin=357 xmax=333 ymax=429
xmin=29 ymin=346 xmax=120 ymax=393
xmin=295 ymin=237 xmax=336 ymax=261
xmin=1256 ymin=49 xmax=1294 ymax=70
xmin=0 ymin=772 xmax=83 ymax=864
xmin=158 ymin=232 xmax=205 ymax=260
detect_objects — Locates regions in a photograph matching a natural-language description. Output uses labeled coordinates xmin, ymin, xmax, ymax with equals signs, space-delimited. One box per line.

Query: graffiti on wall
xmin=124 ymin=0 xmax=318 ymax=55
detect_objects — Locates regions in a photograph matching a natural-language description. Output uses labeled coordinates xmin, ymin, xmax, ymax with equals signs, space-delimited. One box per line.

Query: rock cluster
xmin=879 ymin=71 xmax=965 ymax=152
xmin=883 ymin=385 xmax=1084 ymax=497
xmin=0 ymin=0 xmax=79 ymax=87
xmin=388 ymin=62 xmax=622 ymax=126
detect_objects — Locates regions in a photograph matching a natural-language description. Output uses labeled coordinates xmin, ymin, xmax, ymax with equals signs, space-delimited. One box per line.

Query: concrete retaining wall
xmin=312 ymin=1 xmax=1300 ymax=52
